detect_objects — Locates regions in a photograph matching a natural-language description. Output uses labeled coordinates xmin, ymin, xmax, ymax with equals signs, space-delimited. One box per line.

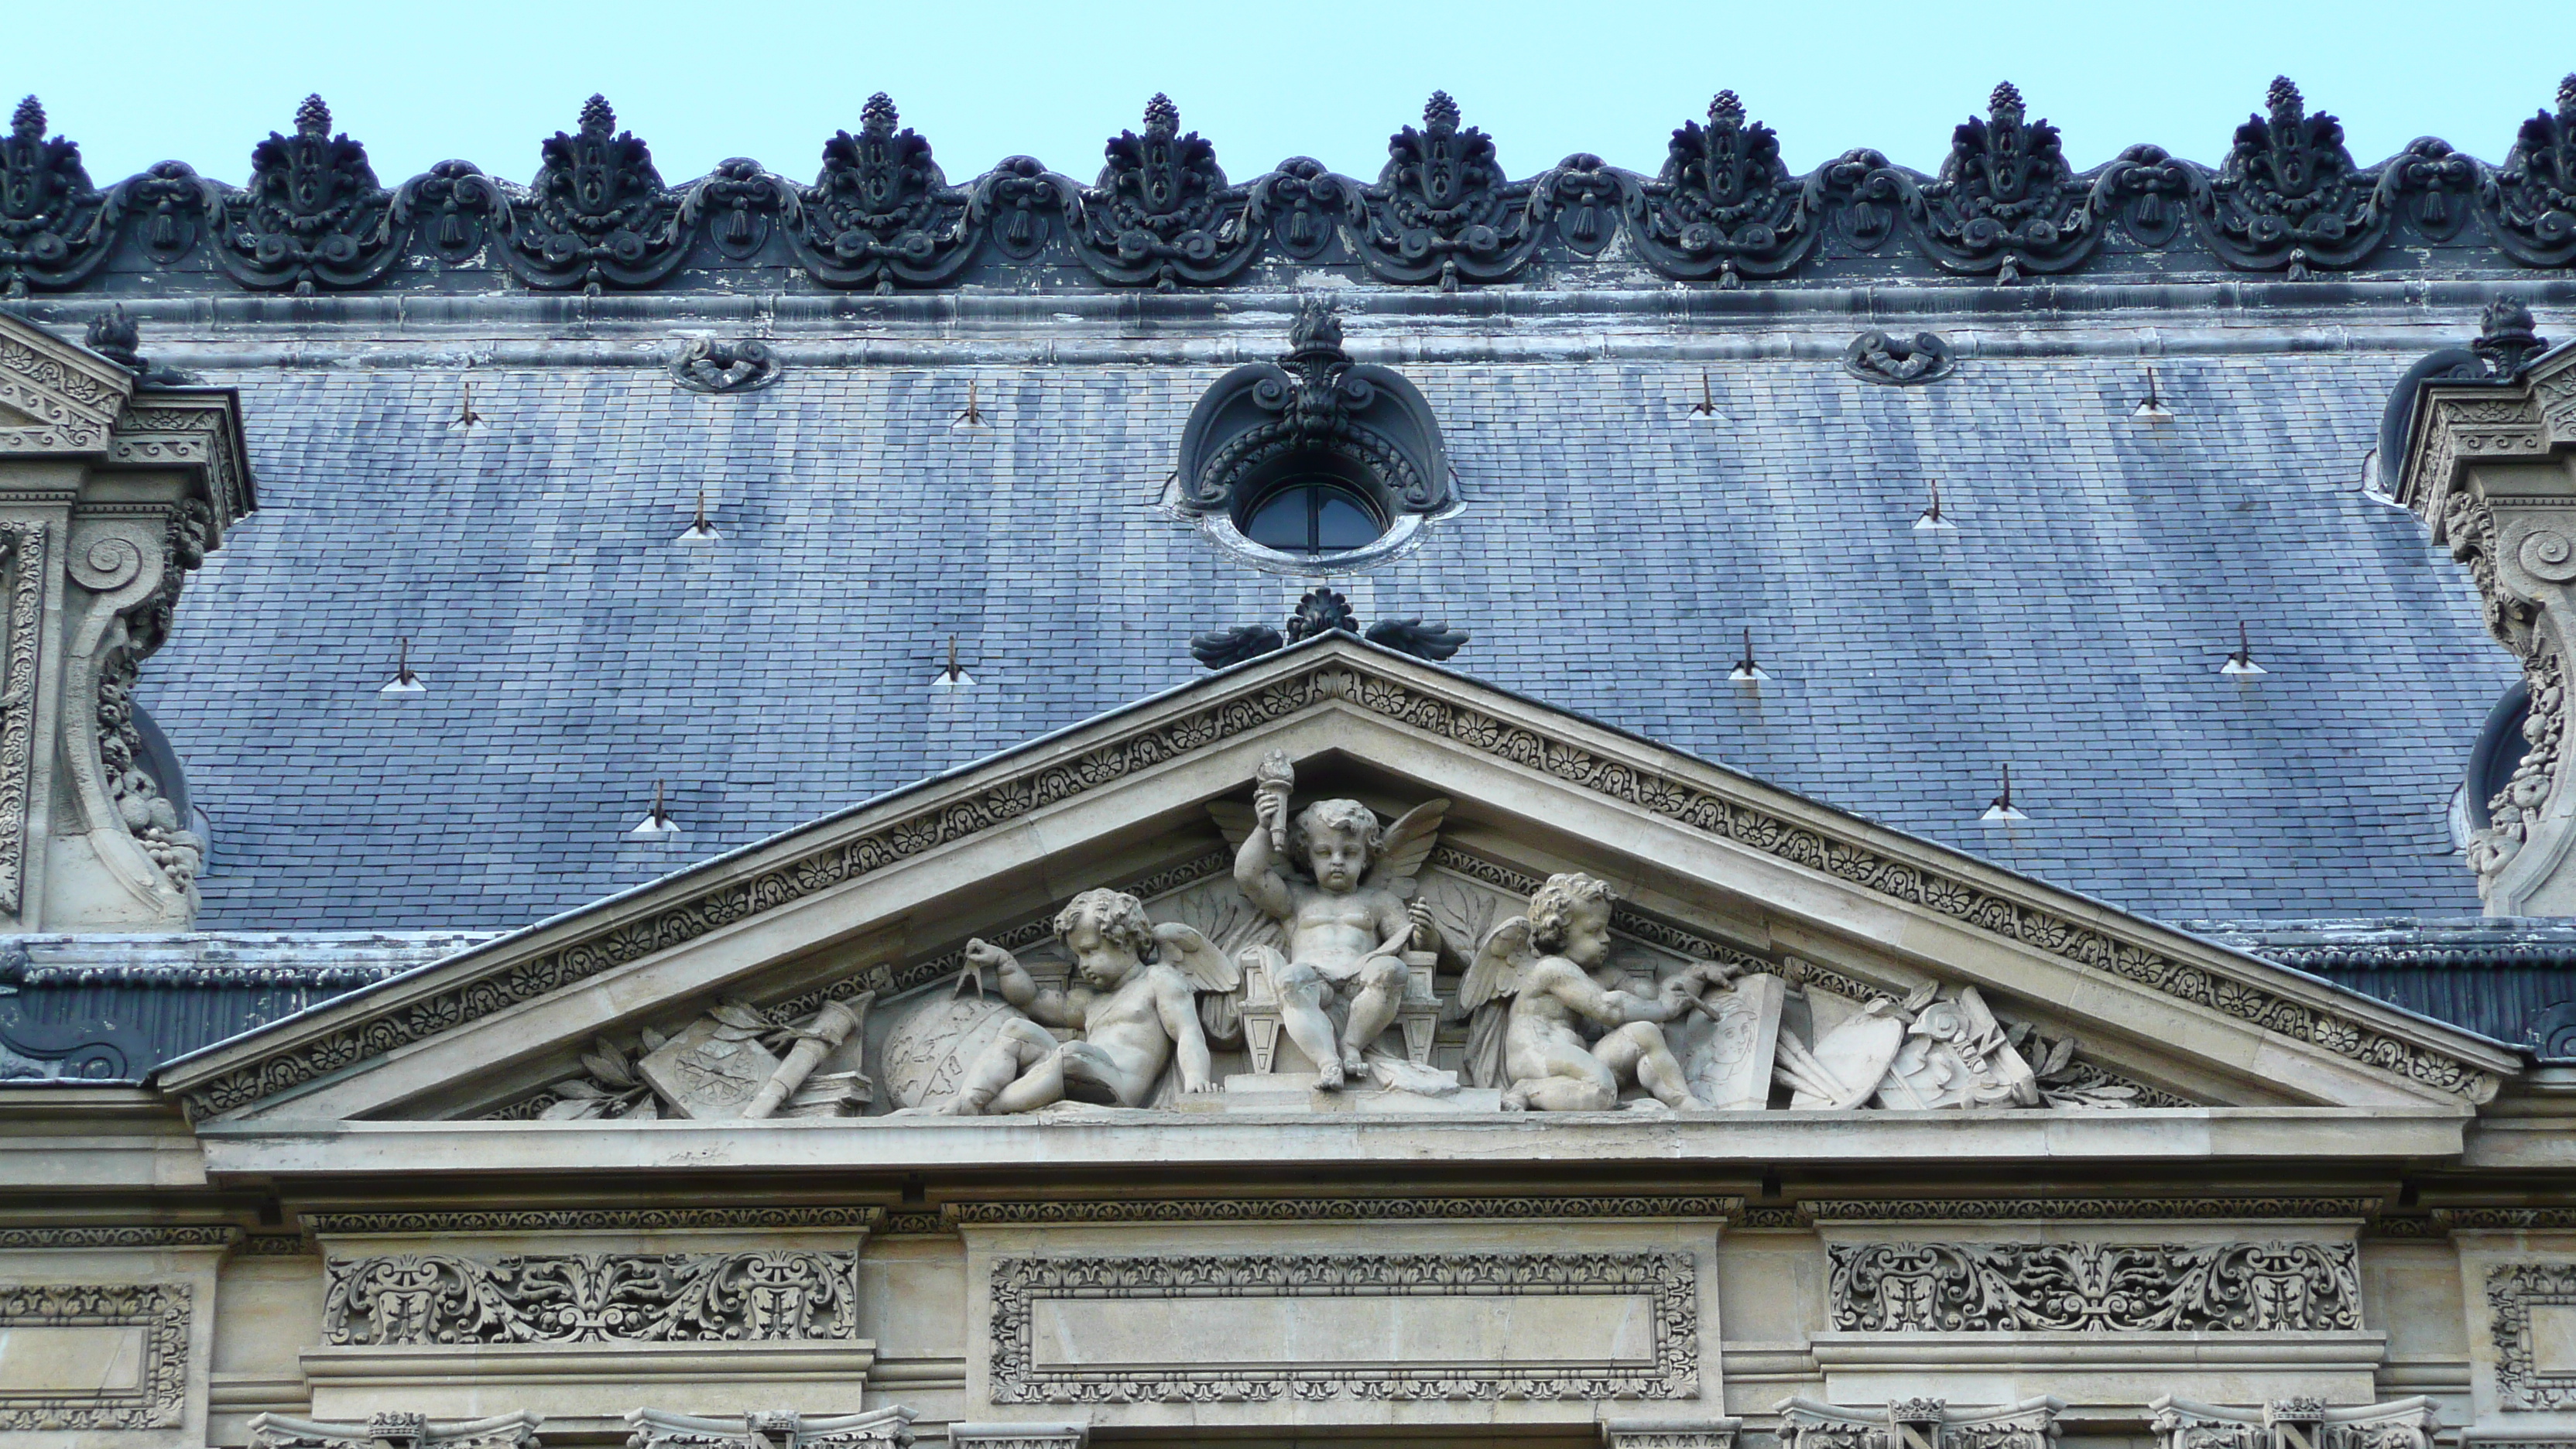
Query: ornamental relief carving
xmin=0 ymin=1281 xmax=192 ymax=1431
xmin=986 ymin=1249 xmax=1698 ymax=1403
xmin=1828 ymin=1240 xmax=2362 ymax=1334
xmin=1779 ymin=1396 xmax=2060 ymax=1449
xmin=323 ymin=1249 xmax=860 ymax=1345
xmin=252 ymin=1412 xmax=544 ymax=1449
xmin=187 ymin=655 xmax=2498 ymax=1121
xmin=2489 ymin=1261 xmax=2576 ymax=1409
xmin=0 ymin=520 xmax=46 ymax=916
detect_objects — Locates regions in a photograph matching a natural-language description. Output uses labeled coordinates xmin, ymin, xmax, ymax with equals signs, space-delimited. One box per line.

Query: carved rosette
xmin=0 ymin=96 xmax=115 ymax=296
xmin=1904 ymin=83 xmax=2098 ymax=280
xmin=1631 ymin=91 xmax=1821 ymax=286
xmin=210 ymin=96 xmax=401 ymax=293
xmin=2200 ymin=77 xmax=2383 ymax=276
xmin=1355 ymin=92 xmax=1537 ymax=289
xmin=2487 ymin=74 xmax=2576 ymax=266
xmin=502 ymin=95 xmax=688 ymax=293
xmin=790 ymin=94 xmax=978 ymax=292
xmin=1064 ymin=94 xmax=1258 ymax=290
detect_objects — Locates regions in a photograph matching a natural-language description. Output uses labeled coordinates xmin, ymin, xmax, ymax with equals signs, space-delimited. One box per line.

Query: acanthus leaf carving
xmin=210 ymin=94 xmax=402 ymax=293
xmin=1630 ymin=91 xmax=1822 ymax=286
xmin=789 ymin=94 xmax=978 ymax=293
xmin=251 ymin=1411 xmax=543 ymax=1449
xmin=1828 ymin=1239 xmax=2362 ymax=1333
xmin=502 ymin=95 xmax=688 ymax=294
xmin=2489 ymin=74 xmax=2576 ymax=266
xmin=2200 ymin=77 xmax=2383 ymax=276
xmin=628 ymin=1407 xmax=913 ymax=1449
xmin=324 ymin=1249 xmax=861 ymax=1345
xmin=1907 ymin=83 xmax=2098 ymax=281
xmin=1064 ymin=94 xmax=1259 ymax=290
xmin=1778 ymin=1396 xmax=2060 ymax=1449
xmin=0 ymin=96 xmax=115 ymax=297
xmin=1355 ymin=92 xmax=1537 ymax=290
xmin=2148 ymin=1396 xmax=2435 ymax=1449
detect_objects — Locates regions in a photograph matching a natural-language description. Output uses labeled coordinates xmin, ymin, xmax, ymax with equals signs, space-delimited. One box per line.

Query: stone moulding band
xmin=944 ymin=1195 xmax=1742 ymax=1227
xmin=1800 ymin=1197 xmax=2381 ymax=1223
xmin=985 ymin=1249 xmax=1700 ymax=1403
xmin=303 ymin=1205 xmax=884 ymax=1235
xmin=0 ymin=1223 xmax=238 ymax=1248
xmin=170 ymin=654 xmax=2504 ymax=1120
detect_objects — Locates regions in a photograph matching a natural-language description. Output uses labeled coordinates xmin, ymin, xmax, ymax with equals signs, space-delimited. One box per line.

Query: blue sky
xmin=8 ymin=1 xmax=2571 ymax=187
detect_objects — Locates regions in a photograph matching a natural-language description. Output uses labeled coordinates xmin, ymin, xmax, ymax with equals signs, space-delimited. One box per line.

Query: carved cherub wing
xmin=1459 ymin=915 xmax=1536 ymax=1012
xmin=1362 ymin=796 xmax=1449 ymax=897
xmin=1153 ymin=921 xmax=1240 ymax=994
xmin=1208 ymin=799 xmax=1259 ymax=852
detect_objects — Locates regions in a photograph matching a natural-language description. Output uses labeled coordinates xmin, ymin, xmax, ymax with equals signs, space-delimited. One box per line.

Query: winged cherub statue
xmin=1226 ymin=751 xmax=1447 ymax=1089
xmin=934 ymin=888 xmax=1238 ymax=1115
xmin=1463 ymin=872 xmax=1732 ymax=1112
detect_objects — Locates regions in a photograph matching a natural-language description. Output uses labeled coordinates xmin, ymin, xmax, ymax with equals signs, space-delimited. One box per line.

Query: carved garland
xmin=1829 ymin=1239 xmax=2362 ymax=1333
xmin=0 ymin=1283 xmax=191 ymax=1431
xmin=322 ymin=1249 xmax=859 ymax=1345
xmin=182 ymin=660 xmax=2500 ymax=1118
xmin=2490 ymin=1262 xmax=2576 ymax=1408
xmin=987 ymin=1249 xmax=1697 ymax=1403
xmin=0 ymin=520 xmax=46 ymax=914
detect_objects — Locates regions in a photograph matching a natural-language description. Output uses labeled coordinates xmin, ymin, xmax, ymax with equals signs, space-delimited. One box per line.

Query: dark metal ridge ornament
xmin=1356 ymin=92 xmax=1537 ymax=290
xmin=1173 ymin=297 xmax=1451 ymax=517
xmin=680 ymin=157 xmax=795 ymax=264
xmin=503 ymin=95 xmax=689 ymax=294
xmin=211 ymin=95 xmax=402 ymax=293
xmin=1628 ymin=91 xmax=1825 ymax=286
xmin=669 ymin=337 xmax=782 ymax=394
xmin=393 ymin=160 xmax=504 ymax=264
xmin=2200 ymin=76 xmax=2382 ymax=277
xmin=1064 ymin=94 xmax=1260 ymax=291
xmin=0 ymin=95 xmax=115 ymax=297
xmin=2488 ymin=74 xmax=2576 ymax=267
xmin=1906 ymin=82 xmax=2101 ymax=281
xmin=1190 ymin=587 xmax=1469 ymax=670
xmin=787 ymin=93 xmax=978 ymax=293
xmin=1843 ymin=329 xmax=1955 ymax=385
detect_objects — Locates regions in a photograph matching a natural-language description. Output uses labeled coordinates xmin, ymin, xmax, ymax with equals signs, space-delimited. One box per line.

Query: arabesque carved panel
xmin=1829 ymin=1240 xmax=2362 ymax=1332
xmin=323 ymin=1250 xmax=859 ymax=1345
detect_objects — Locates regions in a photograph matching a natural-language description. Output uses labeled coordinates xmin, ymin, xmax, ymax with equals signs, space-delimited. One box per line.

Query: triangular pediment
xmin=0 ymin=312 xmax=135 ymax=454
xmin=161 ymin=638 xmax=2517 ymax=1141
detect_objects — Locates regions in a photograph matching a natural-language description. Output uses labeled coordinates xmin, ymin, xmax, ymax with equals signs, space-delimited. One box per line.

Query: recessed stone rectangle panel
xmin=1029 ymin=1291 xmax=1659 ymax=1372
xmin=0 ymin=1324 xmax=146 ymax=1393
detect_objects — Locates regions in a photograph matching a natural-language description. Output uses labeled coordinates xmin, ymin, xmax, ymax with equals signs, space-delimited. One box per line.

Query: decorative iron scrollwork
xmin=1909 ymin=83 xmax=2098 ymax=280
xmin=1064 ymin=94 xmax=1258 ymax=290
xmin=2487 ymin=74 xmax=2576 ymax=266
xmin=681 ymin=158 xmax=793 ymax=262
xmin=393 ymin=161 xmax=503 ymax=263
xmin=1631 ymin=91 xmax=1822 ymax=286
xmin=789 ymin=94 xmax=977 ymax=293
xmin=1356 ymin=92 xmax=1536 ymax=289
xmin=1248 ymin=157 xmax=1354 ymax=259
xmin=2201 ymin=77 xmax=2379 ymax=276
xmin=502 ymin=94 xmax=688 ymax=293
xmin=1 ymin=96 xmax=115 ymax=296
xmin=1174 ymin=298 xmax=1451 ymax=516
xmin=210 ymin=96 xmax=400 ymax=293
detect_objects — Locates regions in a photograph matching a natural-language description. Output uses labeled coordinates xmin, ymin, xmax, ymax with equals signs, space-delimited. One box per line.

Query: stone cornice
xmin=158 ymin=639 xmax=2517 ymax=1120
xmin=943 ymin=1195 xmax=1742 ymax=1227
xmin=0 ymin=1224 xmax=238 ymax=1248
xmin=1799 ymin=1197 xmax=2379 ymax=1223
xmin=303 ymin=1205 xmax=882 ymax=1235
xmin=0 ymin=311 xmax=132 ymax=453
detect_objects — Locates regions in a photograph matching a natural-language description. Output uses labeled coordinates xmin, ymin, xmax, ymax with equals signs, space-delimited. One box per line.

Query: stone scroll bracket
xmin=2396 ymin=305 xmax=2576 ymax=916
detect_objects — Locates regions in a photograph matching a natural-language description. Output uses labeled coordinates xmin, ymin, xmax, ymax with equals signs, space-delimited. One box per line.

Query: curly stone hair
xmin=1290 ymin=798 xmax=1382 ymax=863
xmin=1053 ymin=887 xmax=1160 ymax=963
xmin=1527 ymin=872 xmax=1617 ymax=954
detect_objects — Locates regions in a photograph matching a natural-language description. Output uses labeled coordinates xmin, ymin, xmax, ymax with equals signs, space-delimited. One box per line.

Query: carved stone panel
xmin=986 ymin=1249 xmax=1698 ymax=1404
xmin=323 ymin=1249 xmax=861 ymax=1345
xmin=2490 ymin=1262 xmax=2576 ymax=1409
xmin=0 ymin=1281 xmax=191 ymax=1430
xmin=1828 ymin=1241 xmax=2362 ymax=1333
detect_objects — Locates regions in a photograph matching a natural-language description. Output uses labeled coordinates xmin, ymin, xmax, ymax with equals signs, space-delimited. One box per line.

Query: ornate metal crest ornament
xmin=1629 ymin=91 xmax=1820 ymax=286
xmin=503 ymin=95 xmax=687 ymax=293
xmin=669 ymin=338 xmax=782 ymax=395
xmin=789 ymin=94 xmax=977 ymax=292
xmin=211 ymin=96 xmax=399 ymax=293
xmin=2201 ymin=77 xmax=2376 ymax=276
xmin=1843 ymin=330 xmax=1955 ymax=385
xmin=1190 ymin=585 xmax=1469 ymax=670
xmin=0 ymin=96 xmax=113 ymax=296
xmin=1358 ymin=92 xmax=1536 ymax=289
xmin=1908 ymin=83 xmax=2097 ymax=280
xmin=681 ymin=158 xmax=793 ymax=263
xmin=116 ymin=160 xmax=211 ymax=265
xmin=1248 ymin=157 xmax=1354 ymax=259
xmin=1065 ymin=94 xmax=1257 ymax=289
xmin=2488 ymin=73 xmax=2576 ymax=266
xmin=393 ymin=161 xmax=502 ymax=263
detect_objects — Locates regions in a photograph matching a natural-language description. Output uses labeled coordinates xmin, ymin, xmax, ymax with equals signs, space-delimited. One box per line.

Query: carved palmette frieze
xmin=0 ymin=1282 xmax=191 ymax=1430
xmin=323 ymin=1249 xmax=860 ymax=1345
xmin=627 ymin=1407 xmax=913 ymax=1449
xmin=1602 ymin=1423 xmax=1742 ymax=1449
xmin=946 ymin=1423 xmax=1081 ymax=1449
xmin=210 ymin=95 xmax=401 ymax=293
xmin=0 ymin=1223 xmax=237 ymax=1249
xmin=987 ymin=1249 xmax=1698 ymax=1403
xmin=1777 ymin=1396 xmax=2061 ymax=1449
xmin=251 ymin=1411 xmax=544 ymax=1449
xmin=1801 ymin=1197 xmax=2378 ymax=1224
xmin=2147 ymin=1396 xmax=2435 ymax=1449
xmin=1828 ymin=1240 xmax=2362 ymax=1333
xmin=182 ymin=654 xmax=2503 ymax=1119
xmin=2489 ymin=1262 xmax=2576 ymax=1409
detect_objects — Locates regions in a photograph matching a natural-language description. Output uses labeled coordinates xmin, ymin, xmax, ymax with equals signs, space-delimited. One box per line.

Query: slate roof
xmin=115 ymin=315 xmax=2516 ymax=934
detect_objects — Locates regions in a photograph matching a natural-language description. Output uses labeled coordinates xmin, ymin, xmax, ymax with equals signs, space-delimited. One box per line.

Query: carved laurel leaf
xmin=582 ymin=1037 xmax=634 ymax=1088
xmin=550 ymin=1077 xmax=611 ymax=1099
